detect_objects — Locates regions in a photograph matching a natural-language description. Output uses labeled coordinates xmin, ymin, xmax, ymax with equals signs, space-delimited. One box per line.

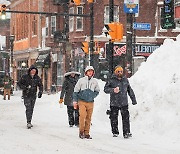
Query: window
xmin=45 ymin=17 xmax=49 ymax=36
xmin=51 ymin=16 xmax=56 ymax=35
xmin=76 ymin=6 xmax=83 ymax=31
xmin=32 ymin=15 xmax=37 ymax=36
xmin=104 ymin=6 xmax=119 ymax=24
xmin=69 ymin=7 xmax=74 ymax=32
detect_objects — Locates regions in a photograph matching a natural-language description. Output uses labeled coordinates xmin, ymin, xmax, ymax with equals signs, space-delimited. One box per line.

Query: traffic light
xmin=106 ymin=22 xmax=123 ymax=42
xmin=72 ymin=0 xmax=81 ymax=5
xmin=82 ymin=42 xmax=89 ymax=54
xmin=87 ymin=0 xmax=94 ymax=3
xmin=107 ymin=22 xmax=117 ymax=41
xmin=116 ymin=23 xmax=123 ymax=41
xmin=0 ymin=4 xmax=6 ymax=19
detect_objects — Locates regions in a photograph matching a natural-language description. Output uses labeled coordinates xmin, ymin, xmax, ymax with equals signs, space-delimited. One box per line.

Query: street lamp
xmin=9 ymin=35 xmax=15 ymax=76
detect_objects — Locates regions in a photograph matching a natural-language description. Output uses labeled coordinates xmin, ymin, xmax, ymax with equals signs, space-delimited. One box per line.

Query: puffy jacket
xmin=104 ymin=75 xmax=137 ymax=107
xmin=60 ymin=74 xmax=80 ymax=106
xmin=73 ymin=76 xmax=100 ymax=102
xmin=18 ymin=65 xmax=43 ymax=98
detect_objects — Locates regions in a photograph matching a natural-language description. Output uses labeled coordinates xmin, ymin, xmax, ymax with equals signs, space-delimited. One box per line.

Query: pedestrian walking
xmin=73 ymin=66 xmax=100 ymax=139
xmin=3 ymin=73 xmax=12 ymax=100
xmin=59 ymin=68 xmax=81 ymax=127
xmin=18 ymin=65 xmax=43 ymax=129
xmin=104 ymin=65 xmax=137 ymax=138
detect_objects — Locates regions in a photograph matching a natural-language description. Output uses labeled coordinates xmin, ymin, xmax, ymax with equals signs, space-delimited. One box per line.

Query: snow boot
xmin=124 ymin=133 xmax=132 ymax=139
xmin=79 ymin=131 xmax=85 ymax=139
xmin=27 ymin=123 xmax=33 ymax=129
xmin=85 ymin=135 xmax=92 ymax=139
xmin=113 ymin=134 xmax=118 ymax=137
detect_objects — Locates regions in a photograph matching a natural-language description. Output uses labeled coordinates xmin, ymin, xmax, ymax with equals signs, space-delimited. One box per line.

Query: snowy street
xmin=0 ymin=90 xmax=179 ymax=154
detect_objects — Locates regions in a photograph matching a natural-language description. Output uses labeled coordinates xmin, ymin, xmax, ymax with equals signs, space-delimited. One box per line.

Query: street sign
xmin=124 ymin=0 xmax=139 ymax=13
xmin=133 ymin=23 xmax=151 ymax=30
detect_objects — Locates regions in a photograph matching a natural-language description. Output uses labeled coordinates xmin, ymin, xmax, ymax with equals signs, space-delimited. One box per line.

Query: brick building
xmin=8 ymin=0 xmax=180 ymax=91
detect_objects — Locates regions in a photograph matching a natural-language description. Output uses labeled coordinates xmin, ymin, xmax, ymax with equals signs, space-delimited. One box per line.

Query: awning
xmin=35 ymin=54 xmax=51 ymax=68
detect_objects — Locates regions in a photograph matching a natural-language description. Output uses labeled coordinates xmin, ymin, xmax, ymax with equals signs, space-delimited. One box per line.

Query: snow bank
xmin=129 ymin=34 xmax=180 ymax=137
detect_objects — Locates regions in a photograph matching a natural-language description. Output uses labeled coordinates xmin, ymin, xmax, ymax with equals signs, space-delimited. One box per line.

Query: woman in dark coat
xmin=59 ymin=68 xmax=80 ymax=127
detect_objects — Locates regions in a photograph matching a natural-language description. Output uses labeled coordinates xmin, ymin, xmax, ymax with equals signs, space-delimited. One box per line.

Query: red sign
xmin=113 ymin=45 xmax=126 ymax=56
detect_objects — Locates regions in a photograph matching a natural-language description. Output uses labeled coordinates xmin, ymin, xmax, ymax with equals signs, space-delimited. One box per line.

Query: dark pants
xmin=67 ymin=106 xmax=79 ymax=126
xmin=110 ymin=105 xmax=130 ymax=136
xmin=24 ymin=96 xmax=36 ymax=123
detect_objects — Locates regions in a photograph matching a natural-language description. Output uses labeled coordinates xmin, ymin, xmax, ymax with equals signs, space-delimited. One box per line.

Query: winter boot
xmin=113 ymin=134 xmax=119 ymax=137
xmin=27 ymin=123 xmax=33 ymax=129
xmin=85 ymin=135 xmax=92 ymax=139
xmin=79 ymin=131 xmax=85 ymax=139
xmin=124 ymin=133 xmax=132 ymax=139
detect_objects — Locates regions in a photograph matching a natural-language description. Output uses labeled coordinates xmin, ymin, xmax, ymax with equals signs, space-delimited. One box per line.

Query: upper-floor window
xmin=69 ymin=7 xmax=74 ymax=32
xmin=32 ymin=16 xmax=37 ymax=36
xmin=51 ymin=16 xmax=56 ymax=35
xmin=45 ymin=17 xmax=49 ymax=36
xmin=76 ymin=6 xmax=83 ymax=31
xmin=104 ymin=6 xmax=119 ymax=24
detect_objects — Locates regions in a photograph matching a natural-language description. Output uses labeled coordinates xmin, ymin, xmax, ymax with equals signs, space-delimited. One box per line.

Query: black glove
xmin=38 ymin=92 xmax=42 ymax=98
xmin=132 ymin=101 xmax=137 ymax=105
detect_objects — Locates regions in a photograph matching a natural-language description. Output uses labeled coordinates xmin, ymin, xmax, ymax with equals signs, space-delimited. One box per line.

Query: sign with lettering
xmin=124 ymin=0 xmax=139 ymax=13
xmin=133 ymin=23 xmax=151 ymax=30
xmin=135 ymin=44 xmax=160 ymax=56
xmin=161 ymin=0 xmax=175 ymax=29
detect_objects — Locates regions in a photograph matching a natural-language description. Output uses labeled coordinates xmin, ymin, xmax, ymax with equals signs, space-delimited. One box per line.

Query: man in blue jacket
xmin=73 ymin=66 xmax=100 ymax=139
xmin=104 ymin=65 xmax=137 ymax=138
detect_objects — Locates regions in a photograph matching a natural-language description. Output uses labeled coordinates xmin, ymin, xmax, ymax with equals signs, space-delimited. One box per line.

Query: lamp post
xmin=9 ymin=35 xmax=15 ymax=77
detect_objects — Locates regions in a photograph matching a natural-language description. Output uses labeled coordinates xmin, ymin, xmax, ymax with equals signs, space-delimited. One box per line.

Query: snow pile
xmin=129 ymin=35 xmax=180 ymax=137
xmin=93 ymin=35 xmax=180 ymax=139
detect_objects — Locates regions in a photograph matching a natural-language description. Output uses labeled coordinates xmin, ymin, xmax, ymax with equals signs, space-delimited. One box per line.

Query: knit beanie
xmin=114 ymin=65 xmax=123 ymax=74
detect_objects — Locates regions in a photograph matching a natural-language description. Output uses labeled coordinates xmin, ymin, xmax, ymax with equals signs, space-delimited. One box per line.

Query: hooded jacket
xmin=104 ymin=74 xmax=137 ymax=107
xmin=18 ymin=65 xmax=43 ymax=98
xmin=60 ymin=71 xmax=80 ymax=106
xmin=73 ymin=66 xmax=100 ymax=102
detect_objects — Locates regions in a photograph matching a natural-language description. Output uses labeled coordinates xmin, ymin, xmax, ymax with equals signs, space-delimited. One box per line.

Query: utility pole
xmin=89 ymin=2 xmax=99 ymax=78
xmin=126 ymin=13 xmax=133 ymax=77
xmin=108 ymin=0 xmax=114 ymax=77
xmin=89 ymin=2 xmax=94 ymax=67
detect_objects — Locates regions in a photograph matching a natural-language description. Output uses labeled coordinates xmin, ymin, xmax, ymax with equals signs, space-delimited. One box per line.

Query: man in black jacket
xmin=104 ymin=65 xmax=137 ymax=138
xmin=18 ymin=65 xmax=43 ymax=129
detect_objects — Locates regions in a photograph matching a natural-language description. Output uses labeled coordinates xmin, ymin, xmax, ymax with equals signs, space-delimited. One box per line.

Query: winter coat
xmin=73 ymin=76 xmax=100 ymax=103
xmin=3 ymin=76 xmax=12 ymax=89
xmin=18 ymin=66 xmax=43 ymax=98
xmin=104 ymin=75 xmax=137 ymax=107
xmin=60 ymin=74 xmax=80 ymax=106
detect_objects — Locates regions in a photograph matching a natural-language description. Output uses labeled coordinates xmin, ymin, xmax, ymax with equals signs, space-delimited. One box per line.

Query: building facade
xmin=8 ymin=0 xmax=180 ymax=91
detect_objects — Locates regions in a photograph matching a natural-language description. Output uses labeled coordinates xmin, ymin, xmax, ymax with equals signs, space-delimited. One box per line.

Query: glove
xmin=59 ymin=98 xmax=64 ymax=104
xmin=38 ymin=92 xmax=42 ymax=98
xmin=132 ymin=101 xmax=137 ymax=105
